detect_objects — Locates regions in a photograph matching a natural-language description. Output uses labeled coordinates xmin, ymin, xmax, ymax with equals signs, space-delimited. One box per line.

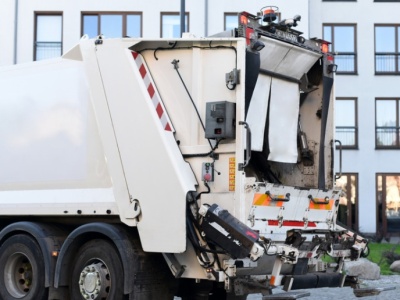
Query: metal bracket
xmin=124 ymin=198 xmax=141 ymax=219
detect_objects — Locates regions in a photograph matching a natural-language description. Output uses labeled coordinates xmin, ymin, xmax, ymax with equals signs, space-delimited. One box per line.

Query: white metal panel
xmin=259 ymin=36 xmax=321 ymax=80
xmin=249 ymin=184 xmax=341 ymax=241
xmin=246 ymin=74 xmax=271 ymax=151
xmin=94 ymin=39 xmax=197 ymax=253
xmin=0 ymin=58 xmax=111 ymax=190
xmin=268 ymin=79 xmax=299 ymax=163
xmin=273 ymin=45 xmax=321 ymax=80
xmin=0 ymin=188 xmax=117 ymax=215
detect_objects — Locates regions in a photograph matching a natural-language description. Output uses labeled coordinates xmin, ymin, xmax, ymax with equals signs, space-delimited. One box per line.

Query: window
xmin=323 ymin=24 xmax=357 ymax=74
xmin=335 ymin=98 xmax=358 ymax=148
xmin=377 ymin=174 xmax=400 ymax=237
xmin=34 ymin=13 xmax=62 ymax=61
xmin=375 ymin=25 xmax=400 ymax=74
xmin=82 ymin=12 xmax=142 ymax=38
xmin=224 ymin=13 xmax=238 ymax=31
xmin=375 ymin=98 xmax=400 ymax=148
xmin=161 ymin=12 xmax=189 ymax=38
xmin=336 ymin=174 xmax=358 ymax=231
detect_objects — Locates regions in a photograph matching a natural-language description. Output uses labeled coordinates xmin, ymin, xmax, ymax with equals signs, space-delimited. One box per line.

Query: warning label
xmin=229 ymin=157 xmax=235 ymax=191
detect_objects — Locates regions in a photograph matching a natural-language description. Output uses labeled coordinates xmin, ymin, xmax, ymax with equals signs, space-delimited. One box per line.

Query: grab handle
xmin=238 ymin=121 xmax=251 ymax=170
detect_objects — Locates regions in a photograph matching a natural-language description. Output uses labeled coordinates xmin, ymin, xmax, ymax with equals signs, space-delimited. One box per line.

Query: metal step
xmin=262 ymin=291 xmax=311 ymax=300
xmin=353 ymin=286 xmax=396 ymax=298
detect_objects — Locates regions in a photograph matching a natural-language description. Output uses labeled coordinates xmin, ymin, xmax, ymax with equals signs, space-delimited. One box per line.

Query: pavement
xmin=246 ymin=275 xmax=400 ymax=300
xmin=174 ymin=275 xmax=400 ymax=299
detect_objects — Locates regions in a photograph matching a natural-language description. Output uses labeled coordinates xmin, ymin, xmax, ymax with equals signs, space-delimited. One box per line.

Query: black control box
xmin=201 ymin=204 xmax=259 ymax=258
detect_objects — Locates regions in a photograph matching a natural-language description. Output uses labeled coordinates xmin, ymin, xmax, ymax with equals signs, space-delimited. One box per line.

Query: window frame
xmin=374 ymin=24 xmax=400 ymax=75
xmin=34 ymin=12 xmax=63 ymax=61
xmin=160 ymin=12 xmax=190 ymax=38
xmin=376 ymin=173 xmax=400 ymax=238
xmin=375 ymin=98 xmax=400 ymax=149
xmin=224 ymin=13 xmax=238 ymax=31
xmin=81 ymin=12 xmax=143 ymax=38
xmin=323 ymin=23 xmax=358 ymax=75
xmin=335 ymin=97 xmax=358 ymax=149
xmin=335 ymin=173 xmax=359 ymax=231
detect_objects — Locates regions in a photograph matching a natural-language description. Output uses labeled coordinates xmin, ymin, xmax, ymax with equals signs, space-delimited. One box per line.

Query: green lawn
xmin=366 ymin=242 xmax=400 ymax=275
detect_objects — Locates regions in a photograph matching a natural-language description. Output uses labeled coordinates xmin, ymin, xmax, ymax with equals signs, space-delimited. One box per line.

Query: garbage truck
xmin=0 ymin=7 xmax=369 ymax=300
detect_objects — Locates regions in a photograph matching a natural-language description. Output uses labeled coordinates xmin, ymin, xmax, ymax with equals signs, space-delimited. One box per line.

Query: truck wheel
xmin=0 ymin=234 xmax=48 ymax=300
xmin=69 ymin=239 xmax=126 ymax=300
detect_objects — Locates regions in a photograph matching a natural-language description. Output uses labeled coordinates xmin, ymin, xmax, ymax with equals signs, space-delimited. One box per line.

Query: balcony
xmin=375 ymin=53 xmax=400 ymax=74
xmin=35 ymin=41 xmax=62 ymax=61
xmin=336 ymin=126 xmax=357 ymax=148
xmin=376 ymin=127 xmax=400 ymax=148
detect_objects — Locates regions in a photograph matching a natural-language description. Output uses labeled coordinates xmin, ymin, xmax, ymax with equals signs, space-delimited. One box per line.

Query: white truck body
xmin=0 ymin=9 xmax=368 ymax=300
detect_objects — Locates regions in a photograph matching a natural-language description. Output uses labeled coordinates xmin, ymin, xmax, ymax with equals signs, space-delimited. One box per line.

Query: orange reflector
xmin=52 ymin=251 xmax=59 ymax=257
xmin=321 ymin=43 xmax=329 ymax=53
xmin=240 ymin=15 xmax=248 ymax=25
xmin=264 ymin=9 xmax=275 ymax=15
xmin=309 ymin=199 xmax=334 ymax=210
xmin=252 ymin=193 xmax=284 ymax=207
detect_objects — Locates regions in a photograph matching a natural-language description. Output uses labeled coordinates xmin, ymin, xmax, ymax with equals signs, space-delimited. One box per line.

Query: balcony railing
xmin=375 ymin=53 xmax=400 ymax=74
xmin=376 ymin=126 xmax=400 ymax=147
xmin=335 ymin=126 xmax=357 ymax=147
xmin=35 ymin=41 xmax=62 ymax=61
xmin=335 ymin=53 xmax=356 ymax=73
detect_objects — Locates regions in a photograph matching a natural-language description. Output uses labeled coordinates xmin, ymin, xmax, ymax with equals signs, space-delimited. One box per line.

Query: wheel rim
xmin=78 ymin=260 xmax=111 ymax=299
xmin=4 ymin=252 xmax=34 ymax=298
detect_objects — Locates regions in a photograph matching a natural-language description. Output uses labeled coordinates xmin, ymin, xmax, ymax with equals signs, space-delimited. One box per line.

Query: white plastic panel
xmin=268 ymin=79 xmax=299 ymax=163
xmin=246 ymin=74 xmax=272 ymax=151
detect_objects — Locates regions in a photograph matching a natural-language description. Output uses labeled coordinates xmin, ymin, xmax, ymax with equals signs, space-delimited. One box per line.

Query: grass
xmin=321 ymin=242 xmax=400 ymax=275
xmin=366 ymin=242 xmax=400 ymax=275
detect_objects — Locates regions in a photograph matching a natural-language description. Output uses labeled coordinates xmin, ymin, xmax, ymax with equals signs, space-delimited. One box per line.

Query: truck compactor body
xmin=0 ymin=9 xmax=368 ymax=300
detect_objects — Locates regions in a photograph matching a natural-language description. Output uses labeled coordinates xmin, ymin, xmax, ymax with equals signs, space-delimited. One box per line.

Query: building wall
xmin=312 ymin=1 xmax=400 ymax=235
xmin=0 ymin=0 xmax=309 ymax=65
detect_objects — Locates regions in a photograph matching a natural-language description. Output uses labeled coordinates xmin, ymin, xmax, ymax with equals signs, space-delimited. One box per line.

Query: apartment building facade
xmin=310 ymin=0 xmax=400 ymax=240
xmin=1 ymin=0 xmax=399 ymax=239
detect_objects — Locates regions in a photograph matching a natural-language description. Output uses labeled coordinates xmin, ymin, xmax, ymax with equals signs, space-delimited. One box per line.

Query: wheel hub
xmin=79 ymin=262 xmax=110 ymax=299
xmin=4 ymin=253 xmax=33 ymax=298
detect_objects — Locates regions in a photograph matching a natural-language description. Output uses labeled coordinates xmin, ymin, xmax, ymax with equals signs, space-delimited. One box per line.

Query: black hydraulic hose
xmin=186 ymin=216 xmax=226 ymax=255
xmin=182 ymin=139 xmax=222 ymax=158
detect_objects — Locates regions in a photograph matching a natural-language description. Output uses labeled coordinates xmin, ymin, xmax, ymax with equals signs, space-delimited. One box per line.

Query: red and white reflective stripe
xmin=267 ymin=220 xmax=317 ymax=228
xmin=131 ymin=51 xmax=172 ymax=132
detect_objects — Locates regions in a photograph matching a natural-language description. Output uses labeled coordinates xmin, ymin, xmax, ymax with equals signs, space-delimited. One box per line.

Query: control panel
xmin=205 ymin=101 xmax=236 ymax=139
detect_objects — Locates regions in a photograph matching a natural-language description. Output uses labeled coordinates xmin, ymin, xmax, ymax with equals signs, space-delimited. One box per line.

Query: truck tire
xmin=0 ymin=234 xmax=48 ymax=300
xmin=69 ymin=239 xmax=127 ymax=300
